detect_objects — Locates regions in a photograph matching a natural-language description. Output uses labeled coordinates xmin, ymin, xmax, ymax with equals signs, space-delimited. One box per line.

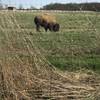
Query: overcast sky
xmin=2 ymin=0 xmax=100 ymax=8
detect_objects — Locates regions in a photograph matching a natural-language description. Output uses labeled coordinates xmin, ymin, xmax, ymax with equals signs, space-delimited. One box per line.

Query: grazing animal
xmin=34 ymin=14 xmax=60 ymax=32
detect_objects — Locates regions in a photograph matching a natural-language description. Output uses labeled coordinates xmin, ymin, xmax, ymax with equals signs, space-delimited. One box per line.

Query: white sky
xmin=2 ymin=0 xmax=100 ymax=8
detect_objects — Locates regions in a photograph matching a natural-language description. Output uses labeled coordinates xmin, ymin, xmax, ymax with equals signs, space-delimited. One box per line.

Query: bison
xmin=34 ymin=14 xmax=60 ymax=32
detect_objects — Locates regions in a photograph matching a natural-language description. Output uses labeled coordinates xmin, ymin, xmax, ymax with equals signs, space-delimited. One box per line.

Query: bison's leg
xmin=44 ymin=26 xmax=48 ymax=32
xmin=36 ymin=24 xmax=40 ymax=32
xmin=48 ymin=23 xmax=53 ymax=32
xmin=43 ymin=22 xmax=48 ymax=32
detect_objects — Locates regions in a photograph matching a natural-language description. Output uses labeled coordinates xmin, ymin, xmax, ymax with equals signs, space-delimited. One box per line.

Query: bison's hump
xmin=36 ymin=13 xmax=56 ymax=23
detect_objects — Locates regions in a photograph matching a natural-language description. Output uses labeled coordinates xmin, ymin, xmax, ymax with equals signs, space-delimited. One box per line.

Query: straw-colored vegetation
xmin=0 ymin=11 xmax=100 ymax=100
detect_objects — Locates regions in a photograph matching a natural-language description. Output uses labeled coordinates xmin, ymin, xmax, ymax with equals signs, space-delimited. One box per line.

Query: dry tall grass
xmin=0 ymin=11 xmax=99 ymax=100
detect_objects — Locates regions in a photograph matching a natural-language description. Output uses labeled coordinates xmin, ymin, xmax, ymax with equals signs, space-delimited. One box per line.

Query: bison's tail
xmin=34 ymin=16 xmax=38 ymax=24
xmin=34 ymin=16 xmax=41 ymax=32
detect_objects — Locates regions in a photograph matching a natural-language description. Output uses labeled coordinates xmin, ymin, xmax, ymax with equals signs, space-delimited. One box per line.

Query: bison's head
xmin=53 ymin=23 xmax=60 ymax=32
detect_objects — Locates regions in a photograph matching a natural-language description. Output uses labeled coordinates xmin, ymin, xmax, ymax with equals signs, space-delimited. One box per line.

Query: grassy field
xmin=0 ymin=11 xmax=100 ymax=72
xmin=0 ymin=11 xmax=100 ymax=99
xmin=12 ymin=11 xmax=100 ymax=72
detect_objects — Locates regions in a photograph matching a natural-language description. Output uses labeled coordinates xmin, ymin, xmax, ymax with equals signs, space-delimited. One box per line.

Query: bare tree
xmin=0 ymin=0 xmax=3 ymax=10
xmin=19 ymin=4 xmax=23 ymax=10
xmin=30 ymin=6 xmax=36 ymax=10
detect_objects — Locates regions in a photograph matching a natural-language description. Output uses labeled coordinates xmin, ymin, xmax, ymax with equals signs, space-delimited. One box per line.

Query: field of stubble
xmin=0 ymin=11 xmax=100 ymax=100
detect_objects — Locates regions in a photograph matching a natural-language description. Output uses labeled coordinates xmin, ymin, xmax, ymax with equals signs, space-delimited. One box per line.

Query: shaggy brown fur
xmin=34 ymin=13 xmax=60 ymax=32
xmin=41 ymin=14 xmax=56 ymax=23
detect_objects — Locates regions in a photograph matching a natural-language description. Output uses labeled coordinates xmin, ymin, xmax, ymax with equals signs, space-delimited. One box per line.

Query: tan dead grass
xmin=0 ymin=11 xmax=99 ymax=100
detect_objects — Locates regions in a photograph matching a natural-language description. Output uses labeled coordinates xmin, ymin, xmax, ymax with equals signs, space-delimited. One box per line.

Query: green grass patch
xmin=0 ymin=11 xmax=100 ymax=72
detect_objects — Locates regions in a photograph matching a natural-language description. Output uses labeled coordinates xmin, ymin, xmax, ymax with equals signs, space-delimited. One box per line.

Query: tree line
xmin=0 ymin=2 xmax=100 ymax=11
xmin=42 ymin=3 xmax=100 ymax=11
